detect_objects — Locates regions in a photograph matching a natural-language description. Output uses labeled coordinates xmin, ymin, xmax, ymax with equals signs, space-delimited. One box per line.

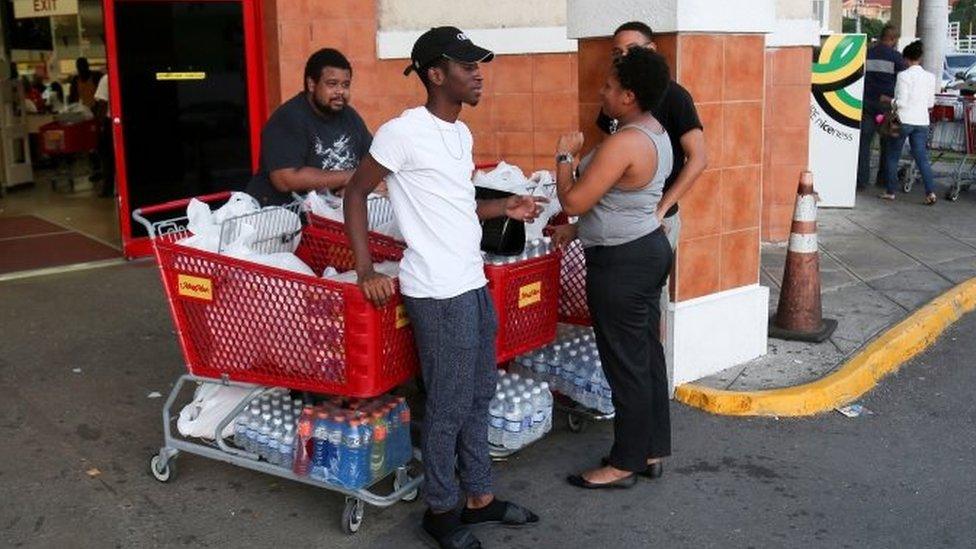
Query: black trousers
xmin=585 ymin=228 xmax=673 ymax=472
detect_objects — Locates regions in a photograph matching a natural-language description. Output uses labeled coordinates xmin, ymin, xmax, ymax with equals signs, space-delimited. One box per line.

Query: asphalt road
xmin=1 ymin=263 xmax=973 ymax=548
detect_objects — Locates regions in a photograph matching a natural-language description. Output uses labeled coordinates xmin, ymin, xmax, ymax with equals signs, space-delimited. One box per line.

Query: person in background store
xmin=879 ymin=40 xmax=937 ymax=204
xmin=67 ymin=57 xmax=101 ymax=109
xmin=857 ymin=24 xmax=907 ymax=190
xmin=551 ymin=20 xmax=707 ymax=391
xmin=555 ymin=47 xmax=674 ymax=490
xmin=245 ymin=48 xmax=371 ymax=206
xmin=93 ymin=73 xmax=114 ymax=198
xmin=344 ymin=27 xmax=543 ymax=549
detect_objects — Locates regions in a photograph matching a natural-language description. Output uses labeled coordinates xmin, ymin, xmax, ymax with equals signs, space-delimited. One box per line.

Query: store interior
xmin=0 ymin=0 xmax=122 ymax=276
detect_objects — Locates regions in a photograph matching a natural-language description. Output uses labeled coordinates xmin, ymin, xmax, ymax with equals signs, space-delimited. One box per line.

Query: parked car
xmin=944 ymin=52 xmax=976 ymax=90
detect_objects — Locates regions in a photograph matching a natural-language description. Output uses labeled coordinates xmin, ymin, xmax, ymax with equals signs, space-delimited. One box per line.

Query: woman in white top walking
xmin=881 ymin=40 xmax=937 ymax=204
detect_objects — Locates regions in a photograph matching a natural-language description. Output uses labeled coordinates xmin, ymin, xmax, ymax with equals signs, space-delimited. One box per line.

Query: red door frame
xmin=102 ymin=0 xmax=267 ymax=258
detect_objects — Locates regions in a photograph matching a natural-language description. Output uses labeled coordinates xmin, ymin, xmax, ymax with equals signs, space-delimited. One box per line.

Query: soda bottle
xmin=371 ymin=422 xmax=388 ymax=483
xmin=292 ymin=407 xmax=314 ymax=476
xmin=310 ymin=411 xmax=330 ymax=480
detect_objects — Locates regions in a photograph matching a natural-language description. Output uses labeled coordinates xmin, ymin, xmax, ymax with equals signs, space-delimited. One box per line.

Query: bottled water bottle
xmin=277 ymin=422 xmax=295 ymax=467
xmin=502 ymin=397 xmax=523 ymax=450
xmin=256 ymin=423 xmax=272 ymax=461
xmin=519 ymin=392 xmax=534 ymax=442
xmin=267 ymin=417 xmax=284 ymax=464
xmin=538 ymin=382 xmax=553 ymax=432
xmin=488 ymin=393 xmax=506 ymax=447
xmin=530 ymin=387 xmax=545 ymax=440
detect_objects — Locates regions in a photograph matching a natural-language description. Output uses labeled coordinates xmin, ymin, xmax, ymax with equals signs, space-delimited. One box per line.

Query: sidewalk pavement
xmin=692 ymin=184 xmax=976 ymax=395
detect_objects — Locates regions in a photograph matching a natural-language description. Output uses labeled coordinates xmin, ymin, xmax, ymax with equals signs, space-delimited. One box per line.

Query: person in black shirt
xmin=246 ymin=48 xmax=372 ymax=206
xmin=552 ymin=21 xmax=707 ymax=395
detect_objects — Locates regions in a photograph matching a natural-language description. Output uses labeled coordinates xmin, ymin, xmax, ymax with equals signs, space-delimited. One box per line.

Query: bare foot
xmin=582 ymin=465 xmax=633 ymax=484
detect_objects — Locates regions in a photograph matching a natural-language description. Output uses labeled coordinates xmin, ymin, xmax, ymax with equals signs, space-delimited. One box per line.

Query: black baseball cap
xmin=403 ymin=26 xmax=494 ymax=76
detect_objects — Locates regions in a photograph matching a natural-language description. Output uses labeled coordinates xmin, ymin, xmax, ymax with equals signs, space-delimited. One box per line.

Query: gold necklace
xmin=426 ymin=108 xmax=464 ymax=160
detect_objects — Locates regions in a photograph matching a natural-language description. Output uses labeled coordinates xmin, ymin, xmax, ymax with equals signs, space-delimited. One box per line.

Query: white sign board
xmin=808 ymin=34 xmax=867 ymax=208
xmin=14 ymin=0 xmax=78 ymax=19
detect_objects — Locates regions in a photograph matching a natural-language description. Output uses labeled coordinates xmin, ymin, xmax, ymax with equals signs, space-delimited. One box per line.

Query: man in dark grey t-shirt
xmin=246 ymin=48 xmax=372 ymax=206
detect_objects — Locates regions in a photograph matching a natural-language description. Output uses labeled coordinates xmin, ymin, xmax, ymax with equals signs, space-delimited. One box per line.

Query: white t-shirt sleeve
xmin=369 ymin=119 xmax=410 ymax=174
xmin=94 ymin=74 xmax=109 ymax=103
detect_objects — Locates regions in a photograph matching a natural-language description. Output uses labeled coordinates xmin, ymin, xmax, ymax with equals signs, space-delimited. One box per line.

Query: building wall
xmin=262 ymin=0 xmax=579 ymax=172
xmin=578 ymin=33 xmax=764 ymax=302
xmin=762 ymin=46 xmax=812 ymax=242
xmin=377 ymin=0 xmax=566 ymax=29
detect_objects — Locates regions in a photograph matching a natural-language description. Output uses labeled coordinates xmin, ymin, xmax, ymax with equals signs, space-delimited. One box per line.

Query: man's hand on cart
xmin=548 ymin=223 xmax=578 ymax=249
xmin=358 ymin=268 xmax=396 ymax=308
xmin=505 ymin=195 xmax=548 ymax=223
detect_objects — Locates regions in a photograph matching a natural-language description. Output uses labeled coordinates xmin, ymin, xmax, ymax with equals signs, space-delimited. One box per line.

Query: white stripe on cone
xmin=788 ymin=232 xmax=818 ymax=253
xmin=794 ymin=195 xmax=817 ymax=222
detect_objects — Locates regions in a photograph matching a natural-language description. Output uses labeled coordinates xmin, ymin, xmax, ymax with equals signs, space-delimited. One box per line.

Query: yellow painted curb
xmin=674 ymin=277 xmax=976 ymax=416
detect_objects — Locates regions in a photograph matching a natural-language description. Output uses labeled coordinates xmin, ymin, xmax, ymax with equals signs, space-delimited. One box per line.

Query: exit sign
xmin=14 ymin=0 xmax=79 ymax=18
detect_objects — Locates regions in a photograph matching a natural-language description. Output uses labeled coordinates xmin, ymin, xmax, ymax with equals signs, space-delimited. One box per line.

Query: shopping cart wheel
xmin=566 ymin=413 xmax=587 ymax=433
xmin=393 ymin=467 xmax=419 ymax=502
xmin=341 ymin=497 xmax=365 ymax=535
xmin=901 ymin=167 xmax=917 ymax=193
xmin=948 ymin=185 xmax=962 ymax=202
xmin=149 ymin=454 xmax=175 ymax=483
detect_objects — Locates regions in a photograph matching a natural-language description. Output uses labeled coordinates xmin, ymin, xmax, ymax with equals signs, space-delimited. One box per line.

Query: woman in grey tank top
xmin=556 ymin=48 xmax=675 ymax=490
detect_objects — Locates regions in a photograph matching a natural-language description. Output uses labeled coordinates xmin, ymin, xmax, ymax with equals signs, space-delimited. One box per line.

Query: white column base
xmin=665 ymin=284 xmax=769 ymax=389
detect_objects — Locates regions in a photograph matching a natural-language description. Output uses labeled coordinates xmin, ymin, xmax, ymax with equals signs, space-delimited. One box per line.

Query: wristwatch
xmin=556 ymin=152 xmax=574 ymax=164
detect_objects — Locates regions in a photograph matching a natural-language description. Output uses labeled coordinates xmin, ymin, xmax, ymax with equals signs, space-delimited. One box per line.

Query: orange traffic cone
xmin=769 ymin=171 xmax=837 ymax=342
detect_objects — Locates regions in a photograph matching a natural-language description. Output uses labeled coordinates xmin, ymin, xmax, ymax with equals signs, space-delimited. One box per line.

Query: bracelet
xmin=556 ymin=152 xmax=574 ymax=164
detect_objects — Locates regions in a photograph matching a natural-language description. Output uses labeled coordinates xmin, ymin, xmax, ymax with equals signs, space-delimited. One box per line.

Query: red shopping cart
xmin=133 ymin=192 xmax=422 ymax=535
xmin=38 ymin=119 xmax=98 ymax=193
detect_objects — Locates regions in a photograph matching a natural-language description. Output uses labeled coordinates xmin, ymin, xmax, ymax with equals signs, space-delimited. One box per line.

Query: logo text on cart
xmin=518 ymin=281 xmax=542 ymax=308
xmin=177 ymin=274 xmax=213 ymax=301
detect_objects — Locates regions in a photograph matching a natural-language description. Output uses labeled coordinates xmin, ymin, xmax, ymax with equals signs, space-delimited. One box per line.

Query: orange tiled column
xmin=261 ymin=0 xmax=579 ymax=174
xmin=763 ymin=47 xmax=813 ymax=243
xmin=569 ymin=0 xmax=777 ymax=385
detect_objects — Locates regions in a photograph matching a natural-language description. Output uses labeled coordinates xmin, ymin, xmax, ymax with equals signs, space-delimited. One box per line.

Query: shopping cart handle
xmin=135 ymin=191 xmax=234 ymax=217
xmin=132 ymin=191 xmax=234 ymax=237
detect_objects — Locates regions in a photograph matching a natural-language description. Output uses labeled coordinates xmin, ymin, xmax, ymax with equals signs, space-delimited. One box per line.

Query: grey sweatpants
xmin=402 ymin=286 xmax=498 ymax=512
xmin=661 ymin=212 xmax=681 ymax=396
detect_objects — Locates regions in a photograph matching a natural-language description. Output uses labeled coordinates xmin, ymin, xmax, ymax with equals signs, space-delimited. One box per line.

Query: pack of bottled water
xmin=232 ymin=387 xmax=304 ymax=468
xmin=482 ymin=237 xmax=555 ymax=266
xmin=291 ymin=394 xmax=412 ymax=489
xmin=488 ymin=370 xmax=554 ymax=451
xmin=509 ymin=324 xmax=615 ymax=415
xmin=233 ymin=390 xmax=412 ymax=489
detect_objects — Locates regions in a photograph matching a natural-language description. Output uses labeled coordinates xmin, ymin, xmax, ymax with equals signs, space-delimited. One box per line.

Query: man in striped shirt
xmin=857 ymin=24 xmax=907 ymax=190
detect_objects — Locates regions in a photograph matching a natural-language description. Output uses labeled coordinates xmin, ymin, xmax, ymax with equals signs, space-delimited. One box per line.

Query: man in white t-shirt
xmin=344 ymin=26 xmax=543 ymax=549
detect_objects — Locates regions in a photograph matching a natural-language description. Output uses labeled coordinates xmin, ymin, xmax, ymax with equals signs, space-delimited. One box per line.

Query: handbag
xmin=475 ymin=186 xmax=525 ymax=256
xmin=879 ymin=106 xmax=902 ymax=138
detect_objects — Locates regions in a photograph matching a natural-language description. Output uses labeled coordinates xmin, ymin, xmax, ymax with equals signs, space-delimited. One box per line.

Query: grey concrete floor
xmin=1 ymin=262 xmax=975 ymax=548
xmin=699 ymin=178 xmax=976 ymax=391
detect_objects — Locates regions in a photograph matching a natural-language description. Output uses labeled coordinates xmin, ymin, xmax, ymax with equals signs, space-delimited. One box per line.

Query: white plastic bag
xmin=473 ymin=161 xmax=531 ymax=194
xmin=223 ymin=222 xmax=314 ymax=276
xmin=305 ymin=191 xmax=345 ymax=223
xmin=525 ymin=171 xmax=563 ymax=242
xmin=322 ymin=261 xmax=400 ymax=283
xmin=177 ymin=198 xmax=221 ymax=252
xmin=212 ymin=192 xmax=260 ymax=225
xmin=177 ymin=382 xmax=255 ymax=440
